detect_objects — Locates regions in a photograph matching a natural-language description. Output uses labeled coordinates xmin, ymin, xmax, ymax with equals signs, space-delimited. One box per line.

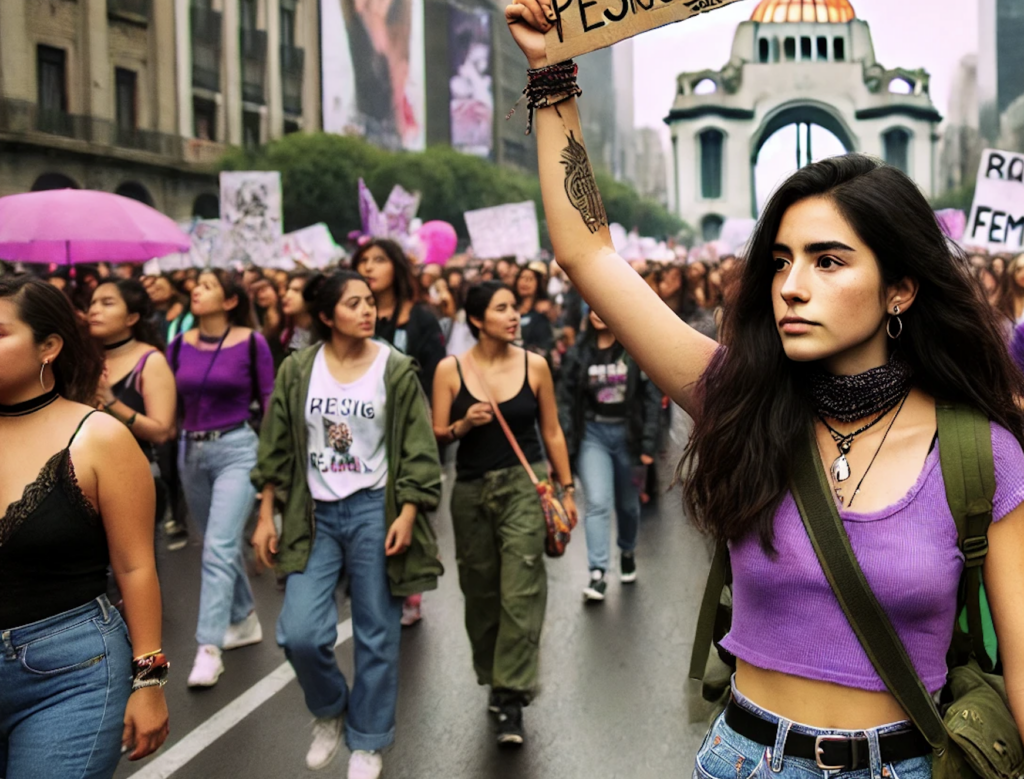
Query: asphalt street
xmin=115 ymin=411 xmax=715 ymax=779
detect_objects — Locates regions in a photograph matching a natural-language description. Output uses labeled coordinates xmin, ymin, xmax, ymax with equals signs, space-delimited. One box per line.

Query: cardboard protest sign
xmin=157 ymin=219 xmax=224 ymax=270
xmin=220 ymin=171 xmax=283 ymax=267
xmin=965 ymin=149 xmax=1024 ymax=251
xmin=464 ymin=201 xmax=540 ymax=260
xmin=280 ymin=223 xmax=345 ymax=270
xmin=546 ymin=0 xmax=744 ymax=63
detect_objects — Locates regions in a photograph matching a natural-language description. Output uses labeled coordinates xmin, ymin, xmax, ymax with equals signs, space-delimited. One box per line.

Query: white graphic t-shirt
xmin=305 ymin=344 xmax=389 ymax=501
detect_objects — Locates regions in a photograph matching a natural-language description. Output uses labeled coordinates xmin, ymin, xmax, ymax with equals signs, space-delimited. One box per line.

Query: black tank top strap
xmin=67 ymin=410 xmax=100 ymax=448
xmin=454 ymin=355 xmax=465 ymax=383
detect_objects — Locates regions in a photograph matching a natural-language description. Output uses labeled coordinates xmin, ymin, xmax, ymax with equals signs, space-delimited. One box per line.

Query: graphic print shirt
xmin=586 ymin=342 xmax=629 ymax=419
xmin=305 ymin=344 xmax=389 ymax=502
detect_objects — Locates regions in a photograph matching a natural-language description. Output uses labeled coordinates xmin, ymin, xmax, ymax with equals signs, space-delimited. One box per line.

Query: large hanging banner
xmin=464 ymin=201 xmax=540 ymax=260
xmin=545 ymin=0 xmax=744 ymax=63
xmin=449 ymin=8 xmax=493 ymax=158
xmin=320 ymin=0 xmax=426 ymax=150
xmin=220 ymin=171 xmax=283 ymax=268
xmin=966 ymin=149 xmax=1024 ymax=250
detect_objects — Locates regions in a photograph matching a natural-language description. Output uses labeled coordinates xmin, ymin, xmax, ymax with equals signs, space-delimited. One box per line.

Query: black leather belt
xmin=724 ymin=700 xmax=931 ymax=771
xmin=182 ymin=422 xmax=247 ymax=442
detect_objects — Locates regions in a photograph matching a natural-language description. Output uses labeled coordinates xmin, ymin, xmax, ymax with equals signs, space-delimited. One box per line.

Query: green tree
xmin=221 ymin=133 xmax=685 ymax=247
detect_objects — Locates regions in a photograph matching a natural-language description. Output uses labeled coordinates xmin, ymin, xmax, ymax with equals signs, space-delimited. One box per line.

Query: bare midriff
xmin=735 ymin=659 xmax=911 ymax=729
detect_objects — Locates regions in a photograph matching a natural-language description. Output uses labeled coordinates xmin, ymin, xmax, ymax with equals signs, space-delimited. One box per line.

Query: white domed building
xmin=665 ymin=0 xmax=941 ymax=241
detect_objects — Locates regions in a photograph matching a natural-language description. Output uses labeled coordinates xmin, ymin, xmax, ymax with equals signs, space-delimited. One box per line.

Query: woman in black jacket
xmin=557 ymin=309 xmax=661 ymax=602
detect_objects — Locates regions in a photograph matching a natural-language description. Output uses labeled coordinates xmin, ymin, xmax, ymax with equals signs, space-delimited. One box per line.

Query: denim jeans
xmin=695 ymin=679 xmax=933 ymax=779
xmin=0 ymin=596 xmax=131 ymax=779
xmin=276 ymin=489 xmax=402 ymax=752
xmin=577 ymin=420 xmax=640 ymax=573
xmin=178 ymin=426 xmax=258 ymax=646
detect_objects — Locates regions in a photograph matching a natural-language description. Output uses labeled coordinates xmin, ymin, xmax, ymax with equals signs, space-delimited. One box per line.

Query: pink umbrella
xmin=0 ymin=189 xmax=190 ymax=264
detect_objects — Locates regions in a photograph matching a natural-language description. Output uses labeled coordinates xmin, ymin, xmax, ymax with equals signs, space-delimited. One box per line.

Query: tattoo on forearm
xmin=560 ymin=131 xmax=608 ymax=235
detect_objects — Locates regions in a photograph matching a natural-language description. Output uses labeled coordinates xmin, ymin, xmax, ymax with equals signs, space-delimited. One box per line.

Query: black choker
xmin=198 ymin=329 xmax=230 ymax=345
xmin=104 ymin=336 xmax=134 ymax=351
xmin=0 ymin=388 xmax=59 ymax=417
xmin=810 ymin=354 xmax=913 ymax=423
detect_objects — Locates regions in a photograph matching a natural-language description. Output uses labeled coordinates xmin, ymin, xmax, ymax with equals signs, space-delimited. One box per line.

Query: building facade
xmin=664 ymin=0 xmax=941 ymax=239
xmin=978 ymin=0 xmax=1024 ymax=146
xmin=0 ymin=0 xmax=320 ymax=220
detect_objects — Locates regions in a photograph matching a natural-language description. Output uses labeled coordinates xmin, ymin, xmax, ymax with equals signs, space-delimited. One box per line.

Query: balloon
xmin=416 ymin=220 xmax=458 ymax=266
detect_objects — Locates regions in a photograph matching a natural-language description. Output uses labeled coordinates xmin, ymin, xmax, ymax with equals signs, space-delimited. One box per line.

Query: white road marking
xmin=129 ymin=619 xmax=354 ymax=779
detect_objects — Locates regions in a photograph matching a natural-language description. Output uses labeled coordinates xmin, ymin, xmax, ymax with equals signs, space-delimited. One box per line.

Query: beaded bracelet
xmin=506 ymin=60 xmax=583 ymax=135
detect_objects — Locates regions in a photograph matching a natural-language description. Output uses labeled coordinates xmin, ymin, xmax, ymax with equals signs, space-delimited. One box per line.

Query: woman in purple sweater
xmin=506 ymin=12 xmax=1024 ymax=777
xmin=169 ymin=269 xmax=275 ymax=688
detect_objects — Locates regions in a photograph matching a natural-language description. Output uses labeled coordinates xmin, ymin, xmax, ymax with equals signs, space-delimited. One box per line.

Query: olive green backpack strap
xmin=689 ymin=540 xmax=730 ymax=681
xmin=791 ymin=426 xmax=950 ymax=752
xmin=936 ymin=401 xmax=997 ymax=673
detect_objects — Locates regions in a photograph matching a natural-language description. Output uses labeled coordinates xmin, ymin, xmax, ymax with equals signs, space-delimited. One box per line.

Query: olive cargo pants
xmin=450 ymin=463 xmax=548 ymax=700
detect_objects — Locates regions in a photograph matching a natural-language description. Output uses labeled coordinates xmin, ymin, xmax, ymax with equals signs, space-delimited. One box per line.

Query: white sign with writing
xmin=464 ymin=201 xmax=540 ymax=260
xmin=966 ymin=149 xmax=1024 ymax=251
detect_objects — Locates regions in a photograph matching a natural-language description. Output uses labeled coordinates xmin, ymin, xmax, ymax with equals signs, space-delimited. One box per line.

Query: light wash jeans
xmin=0 ymin=596 xmax=131 ymax=778
xmin=276 ymin=489 xmax=403 ymax=752
xmin=577 ymin=420 xmax=641 ymax=573
xmin=695 ymin=678 xmax=932 ymax=779
xmin=178 ymin=426 xmax=258 ymax=646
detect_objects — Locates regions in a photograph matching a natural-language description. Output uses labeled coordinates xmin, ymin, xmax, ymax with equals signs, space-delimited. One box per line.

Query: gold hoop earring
xmin=39 ymin=359 xmax=48 ymax=391
xmin=886 ymin=305 xmax=903 ymax=340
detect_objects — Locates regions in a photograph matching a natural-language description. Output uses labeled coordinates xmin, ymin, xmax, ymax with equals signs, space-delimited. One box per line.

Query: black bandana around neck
xmin=810 ymin=353 xmax=913 ymax=423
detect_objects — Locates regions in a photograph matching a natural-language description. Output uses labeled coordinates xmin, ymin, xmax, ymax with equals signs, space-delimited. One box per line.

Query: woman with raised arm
xmin=0 ymin=277 xmax=169 ymax=776
xmin=251 ymin=270 xmax=442 ymax=779
xmin=432 ymin=280 xmax=577 ymax=748
xmin=505 ymin=5 xmax=1024 ymax=776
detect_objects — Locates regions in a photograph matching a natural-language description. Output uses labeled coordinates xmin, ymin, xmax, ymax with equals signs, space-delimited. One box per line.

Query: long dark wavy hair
xmin=0 ymin=276 xmax=103 ymax=403
xmin=303 ymin=269 xmax=373 ymax=342
xmin=93 ymin=279 xmax=160 ymax=346
xmin=352 ymin=239 xmax=417 ymax=343
xmin=681 ymin=154 xmax=1024 ymax=553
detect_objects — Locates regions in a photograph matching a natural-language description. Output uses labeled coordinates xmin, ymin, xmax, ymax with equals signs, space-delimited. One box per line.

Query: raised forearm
xmin=534 ymin=95 xmax=614 ymax=269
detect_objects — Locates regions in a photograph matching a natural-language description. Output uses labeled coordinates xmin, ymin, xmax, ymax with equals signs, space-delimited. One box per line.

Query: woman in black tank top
xmin=0 ymin=277 xmax=169 ymax=776
xmin=432 ymin=281 xmax=576 ymax=748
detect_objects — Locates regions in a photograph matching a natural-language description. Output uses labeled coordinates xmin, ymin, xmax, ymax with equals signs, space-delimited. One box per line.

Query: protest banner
xmin=545 ymin=0 xmax=744 ymax=64
xmin=280 ymin=223 xmax=345 ymax=270
xmin=220 ymin=171 xmax=283 ymax=267
xmin=464 ymin=201 xmax=540 ymax=260
xmin=965 ymin=149 xmax=1024 ymax=251
xmin=157 ymin=219 xmax=224 ymax=270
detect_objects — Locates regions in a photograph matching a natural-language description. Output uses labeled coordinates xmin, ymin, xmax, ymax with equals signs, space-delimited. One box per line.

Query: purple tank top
xmin=721 ymin=422 xmax=1024 ymax=693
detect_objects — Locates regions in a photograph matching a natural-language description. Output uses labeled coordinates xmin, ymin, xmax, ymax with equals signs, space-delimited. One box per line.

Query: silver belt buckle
xmin=814 ymin=736 xmax=848 ymax=771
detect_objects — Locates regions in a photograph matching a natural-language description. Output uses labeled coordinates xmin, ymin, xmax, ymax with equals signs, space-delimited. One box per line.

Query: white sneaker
xmin=400 ymin=594 xmax=422 ymax=627
xmin=186 ymin=645 xmax=224 ymax=688
xmin=347 ymin=750 xmax=383 ymax=779
xmin=305 ymin=716 xmax=344 ymax=771
xmin=222 ymin=611 xmax=263 ymax=650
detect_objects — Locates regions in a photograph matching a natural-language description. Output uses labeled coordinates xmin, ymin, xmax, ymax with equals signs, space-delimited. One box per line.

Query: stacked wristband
xmin=131 ymin=650 xmax=170 ymax=692
xmin=507 ymin=60 xmax=583 ymax=135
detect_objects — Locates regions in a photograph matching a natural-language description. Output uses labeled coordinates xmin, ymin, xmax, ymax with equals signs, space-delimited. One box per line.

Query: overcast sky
xmin=632 ymin=0 xmax=980 ymax=130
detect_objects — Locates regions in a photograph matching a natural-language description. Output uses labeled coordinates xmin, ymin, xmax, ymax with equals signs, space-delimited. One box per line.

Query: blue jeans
xmin=178 ymin=426 xmax=258 ymax=646
xmin=276 ymin=489 xmax=403 ymax=752
xmin=695 ymin=679 xmax=932 ymax=779
xmin=0 ymin=596 xmax=131 ymax=779
xmin=577 ymin=420 xmax=640 ymax=572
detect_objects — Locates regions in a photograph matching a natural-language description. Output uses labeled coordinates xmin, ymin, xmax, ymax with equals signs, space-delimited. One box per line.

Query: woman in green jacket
xmin=251 ymin=269 xmax=443 ymax=779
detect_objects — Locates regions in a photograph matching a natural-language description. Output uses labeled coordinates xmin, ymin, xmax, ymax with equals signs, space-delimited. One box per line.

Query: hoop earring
xmin=886 ymin=305 xmax=903 ymax=340
xmin=39 ymin=360 xmax=48 ymax=390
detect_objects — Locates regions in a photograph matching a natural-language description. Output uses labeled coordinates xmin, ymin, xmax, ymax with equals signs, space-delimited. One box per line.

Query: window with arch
xmin=699 ymin=129 xmax=724 ymax=200
xmin=816 ymin=37 xmax=828 ymax=60
xmin=758 ymin=38 xmax=770 ymax=63
xmin=888 ymin=78 xmax=913 ymax=95
xmin=784 ymin=37 xmax=796 ymax=61
xmin=701 ymin=214 xmax=724 ymax=242
xmin=833 ymin=37 xmax=846 ymax=61
xmin=883 ymin=128 xmax=911 ymax=173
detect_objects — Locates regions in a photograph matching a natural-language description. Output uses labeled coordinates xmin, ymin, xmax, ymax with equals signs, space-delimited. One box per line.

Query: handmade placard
xmin=545 ymin=0 xmax=744 ymax=63
xmin=966 ymin=149 xmax=1024 ymax=250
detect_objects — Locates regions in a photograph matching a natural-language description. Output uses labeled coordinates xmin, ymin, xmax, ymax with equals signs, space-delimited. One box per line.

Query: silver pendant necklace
xmin=820 ymin=392 xmax=910 ymax=506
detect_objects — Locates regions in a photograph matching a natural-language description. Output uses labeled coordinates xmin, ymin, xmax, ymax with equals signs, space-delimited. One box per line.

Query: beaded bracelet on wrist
xmin=506 ymin=60 xmax=582 ymax=135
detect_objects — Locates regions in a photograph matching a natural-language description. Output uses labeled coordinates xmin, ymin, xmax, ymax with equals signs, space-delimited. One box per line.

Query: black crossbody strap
xmin=791 ymin=426 xmax=949 ymax=751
